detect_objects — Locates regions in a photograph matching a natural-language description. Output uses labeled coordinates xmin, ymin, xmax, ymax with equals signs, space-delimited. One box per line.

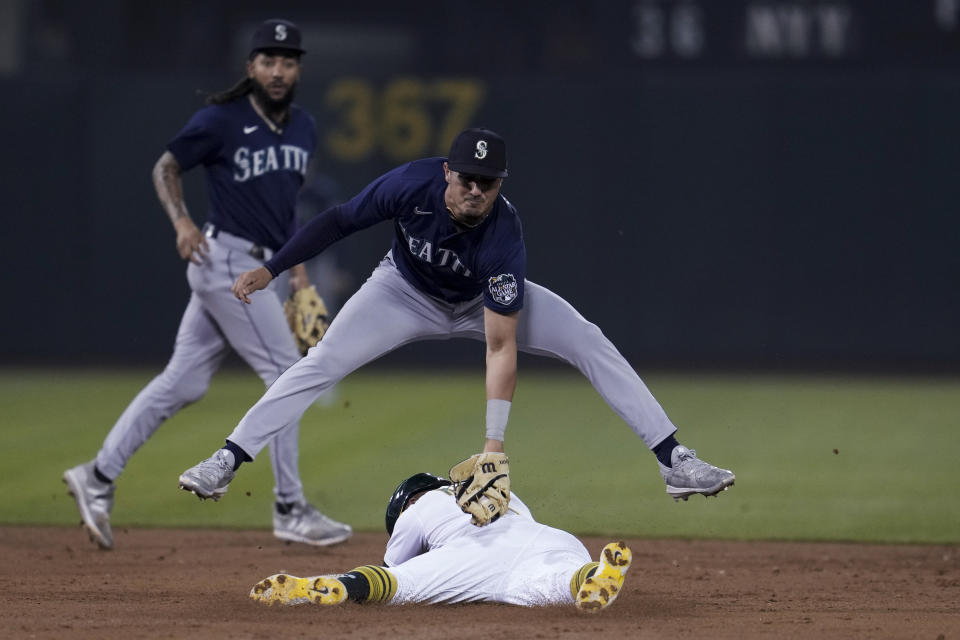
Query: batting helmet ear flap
xmin=385 ymin=473 xmax=452 ymax=535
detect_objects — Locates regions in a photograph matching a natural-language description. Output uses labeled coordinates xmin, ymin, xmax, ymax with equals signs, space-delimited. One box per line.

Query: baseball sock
xmin=338 ymin=565 xmax=397 ymax=604
xmin=653 ymin=434 xmax=680 ymax=467
xmin=275 ymin=501 xmax=299 ymax=514
xmin=570 ymin=562 xmax=600 ymax=598
xmin=223 ymin=440 xmax=252 ymax=470
xmin=93 ymin=465 xmax=113 ymax=485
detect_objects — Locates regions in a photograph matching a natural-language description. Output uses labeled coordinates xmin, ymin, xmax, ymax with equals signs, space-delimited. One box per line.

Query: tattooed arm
xmin=153 ymin=150 xmax=208 ymax=264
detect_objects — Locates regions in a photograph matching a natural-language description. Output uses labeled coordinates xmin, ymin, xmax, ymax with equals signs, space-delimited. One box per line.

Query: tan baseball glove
xmin=449 ymin=452 xmax=510 ymax=526
xmin=283 ymin=285 xmax=330 ymax=355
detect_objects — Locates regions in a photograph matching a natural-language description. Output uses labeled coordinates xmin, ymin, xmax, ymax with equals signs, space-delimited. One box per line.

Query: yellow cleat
xmin=249 ymin=573 xmax=348 ymax=606
xmin=575 ymin=541 xmax=632 ymax=613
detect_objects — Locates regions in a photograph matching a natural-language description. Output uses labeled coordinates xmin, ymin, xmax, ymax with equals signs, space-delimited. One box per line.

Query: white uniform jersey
xmin=384 ymin=488 xmax=590 ymax=606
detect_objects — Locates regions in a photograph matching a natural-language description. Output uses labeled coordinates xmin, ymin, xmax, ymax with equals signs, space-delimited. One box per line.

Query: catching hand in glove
xmin=449 ymin=452 xmax=510 ymax=526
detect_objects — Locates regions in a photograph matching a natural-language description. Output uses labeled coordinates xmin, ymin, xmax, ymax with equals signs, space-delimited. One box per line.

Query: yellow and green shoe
xmin=575 ymin=541 xmax=633 ymax=613
xmin=249 ymin=574 xmax=348 ymax=606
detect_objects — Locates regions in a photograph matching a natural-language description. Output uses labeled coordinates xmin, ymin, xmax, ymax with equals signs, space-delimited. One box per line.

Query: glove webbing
xmin=456 ymin=473 xmax=508 ymax=502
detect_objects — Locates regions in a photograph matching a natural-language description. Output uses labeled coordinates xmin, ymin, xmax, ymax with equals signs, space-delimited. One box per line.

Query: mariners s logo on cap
xmin=250 ymin=19 xmax=306 ymax=55
xmin=488 ymin=274 xmax=518 ymax=305
xmin=447 ymin=127 xmax=508 ymax=178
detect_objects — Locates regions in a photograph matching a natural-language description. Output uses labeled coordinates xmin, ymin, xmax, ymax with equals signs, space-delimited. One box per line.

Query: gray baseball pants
xmin=95 ymin=235 xmax=307 ymax=503
xmin=227 ymin=252 xmax=676 ymax=460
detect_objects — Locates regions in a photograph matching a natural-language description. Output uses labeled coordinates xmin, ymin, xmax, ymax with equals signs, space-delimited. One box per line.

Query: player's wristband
xmin=485 ymin=399 xmax=511 ymax=442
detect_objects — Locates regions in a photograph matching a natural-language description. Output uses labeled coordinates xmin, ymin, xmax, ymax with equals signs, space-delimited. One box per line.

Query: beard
xmin=250 ymin=77 xmax=297 ymax=114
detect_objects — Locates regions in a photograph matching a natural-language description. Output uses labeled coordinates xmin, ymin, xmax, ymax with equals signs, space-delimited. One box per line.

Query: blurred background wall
xmin=1 ymin=0 xmax=957 ymax=371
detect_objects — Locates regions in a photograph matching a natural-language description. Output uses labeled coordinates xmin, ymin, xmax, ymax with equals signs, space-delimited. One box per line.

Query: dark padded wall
xmin=3 ymin=1 xmax=957 ymax=370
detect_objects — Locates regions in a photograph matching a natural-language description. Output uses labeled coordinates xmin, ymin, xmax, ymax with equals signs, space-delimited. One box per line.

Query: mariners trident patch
xmin=488 ymin=274 xmax=518 ymax=305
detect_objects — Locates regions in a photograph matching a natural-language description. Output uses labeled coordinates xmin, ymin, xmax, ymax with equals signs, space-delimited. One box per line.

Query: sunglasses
xmin=456 ymin=172 xmax=499 ymax=191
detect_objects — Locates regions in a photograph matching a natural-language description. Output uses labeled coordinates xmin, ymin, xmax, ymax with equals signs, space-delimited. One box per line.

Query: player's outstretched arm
xmin=232 ymin=266 xmax=274 ymax=303
xmin=484 ymin=307 xmax=518 ymax=451
xmin=443 ymin=309 xmax=518 ymax=527
xmin=152 ymin=150 xmax=208 ymax=265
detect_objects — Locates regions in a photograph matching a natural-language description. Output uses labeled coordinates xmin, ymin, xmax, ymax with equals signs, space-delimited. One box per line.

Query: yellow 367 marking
xmin=325 ymin=77 xmax=486 ymax=163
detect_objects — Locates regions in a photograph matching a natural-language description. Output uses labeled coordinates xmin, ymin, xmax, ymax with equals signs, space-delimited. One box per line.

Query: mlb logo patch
xmin=488 ymin=274 xmax=518 ymax=305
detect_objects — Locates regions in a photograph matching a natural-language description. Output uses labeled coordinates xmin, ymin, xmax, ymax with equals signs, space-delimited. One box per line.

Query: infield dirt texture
xmin=2 ymin=526 xmax=957 ymax=639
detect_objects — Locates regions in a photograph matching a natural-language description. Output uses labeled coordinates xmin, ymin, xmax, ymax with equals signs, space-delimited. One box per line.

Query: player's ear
xmin=246 ymin=58 xmax=256 ymax=78
xmin=443 ymin=162 xmax=452 ymax=183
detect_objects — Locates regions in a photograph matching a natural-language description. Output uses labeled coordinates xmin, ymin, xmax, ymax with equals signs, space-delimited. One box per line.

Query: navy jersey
xmin=166 ymin=97 xmax=316 ymax=251
xmin=266 ymin=158 xmax=526 ymax=313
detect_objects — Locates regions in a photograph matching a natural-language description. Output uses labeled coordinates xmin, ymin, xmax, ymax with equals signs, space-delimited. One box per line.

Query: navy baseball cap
xmin=250 ymin=19 xmax=305 ymax=56
xmin=447 ymin=128 xmax=508 ymax=178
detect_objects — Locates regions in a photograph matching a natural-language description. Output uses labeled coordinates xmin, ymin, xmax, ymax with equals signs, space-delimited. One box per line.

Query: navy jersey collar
xmin=443 ymin=195 xmax=502 ymax=236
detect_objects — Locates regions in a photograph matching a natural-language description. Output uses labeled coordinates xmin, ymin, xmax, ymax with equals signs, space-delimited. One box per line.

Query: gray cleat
xmin=659 ymin=445 xmax=735 ymax=501
xmin=273 ymin=501 xmax=352 ymax=546
xmin=178 ymin=449 xmax=235 ymax=500
xmin=63 ymin=461 xmax=115 ymax=550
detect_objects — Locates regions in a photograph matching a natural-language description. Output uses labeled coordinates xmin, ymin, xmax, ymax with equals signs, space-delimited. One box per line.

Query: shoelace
xmin=195 ymin=451 xmax=232 ymax=480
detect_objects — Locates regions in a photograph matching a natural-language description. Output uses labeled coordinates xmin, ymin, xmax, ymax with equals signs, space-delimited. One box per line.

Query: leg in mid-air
xmin=178 ymin=256 xmax=454 ymax=499
xmin=201 ymin=247 xmax=351 ymax=544
xmin=454 ymin=280 xmax=735 ymax=500
xmin=64 ymin=293 xmax=229 ymax=549
xmin=517 ymin=282 xmax=735 ymax=499
xmin=178 ymin=243 xmax=352 ymax=544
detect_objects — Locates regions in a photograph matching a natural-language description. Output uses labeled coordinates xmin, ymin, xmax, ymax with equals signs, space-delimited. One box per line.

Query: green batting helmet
xmin=385 ymin=472 xmax=451 ymax=535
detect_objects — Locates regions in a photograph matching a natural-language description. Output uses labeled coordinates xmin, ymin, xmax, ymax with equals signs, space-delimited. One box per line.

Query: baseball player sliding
xmin=63 ymin=19 xmax=350 ymax=550
xmin=250 ymin=472 xmax=633 ymax=611
xmin=178 ymin=127 xmax=735 ymax=524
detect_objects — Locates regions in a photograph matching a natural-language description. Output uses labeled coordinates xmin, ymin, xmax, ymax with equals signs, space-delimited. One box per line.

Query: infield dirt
xmin=2 ymin=526 xmax=956 ymax=639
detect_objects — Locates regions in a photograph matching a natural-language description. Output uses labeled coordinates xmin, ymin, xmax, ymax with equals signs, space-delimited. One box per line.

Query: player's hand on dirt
xmin=233 ymin=266 xmax=273 ymax=303
xmin=173 ymin=217 xmax=208 ymax=265
xmin=449 ymin=452 xmax=510 ymax=526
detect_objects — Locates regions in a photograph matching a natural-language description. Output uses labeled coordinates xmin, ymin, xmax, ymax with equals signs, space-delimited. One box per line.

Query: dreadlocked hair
xmin=203 ymin=76 xmax=253 ymax=105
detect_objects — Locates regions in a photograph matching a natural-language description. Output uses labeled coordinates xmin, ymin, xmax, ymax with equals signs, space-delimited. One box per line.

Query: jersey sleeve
xmin=264 ymin=163 xmax=413 ymax=276
xmin=383 ymin=509 xmax=427 ymax=567
xmin=340 ymin=163 xmax=410 ymax=224
xmin=165 ymin=107 xmax=224 ymax=171
xmin=482 ymin=235 xmax=526 ymax=314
